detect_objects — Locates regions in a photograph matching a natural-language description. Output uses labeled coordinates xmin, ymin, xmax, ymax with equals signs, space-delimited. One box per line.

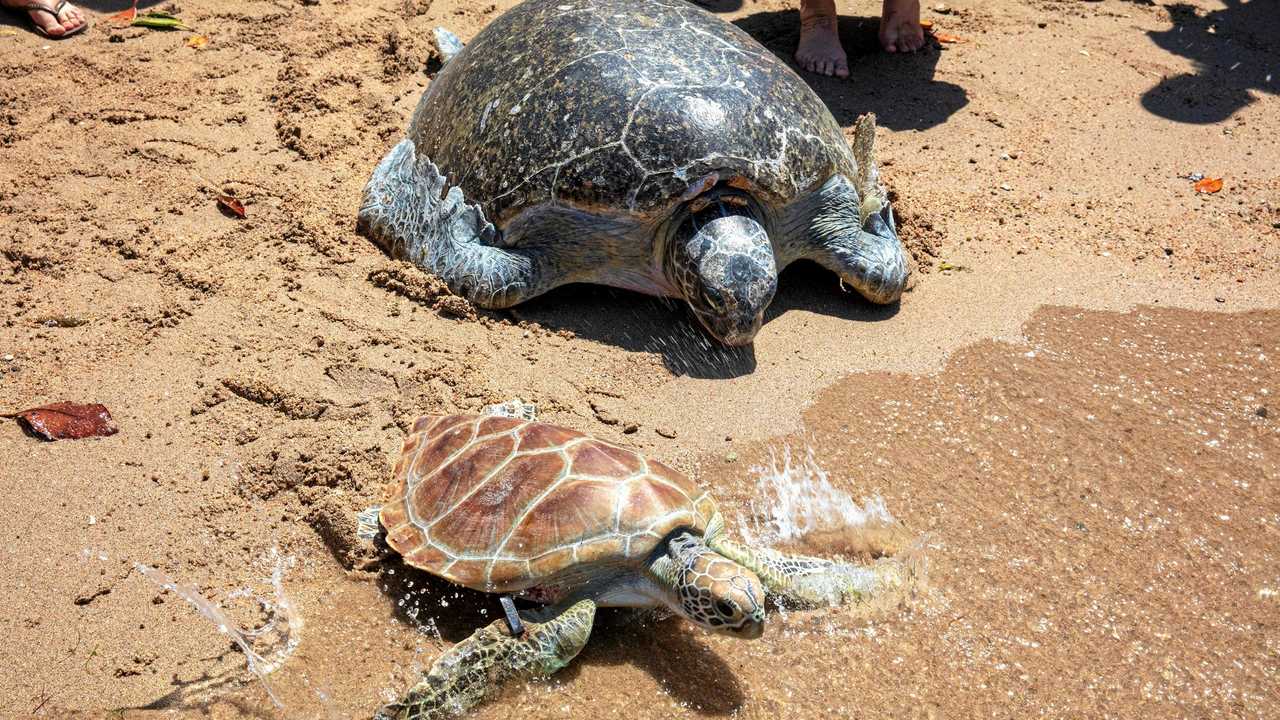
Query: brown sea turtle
xmin=365 ymin=413 xmax=914 ymax=719
xmin=358 ymin=0 xmax=909 ymax=347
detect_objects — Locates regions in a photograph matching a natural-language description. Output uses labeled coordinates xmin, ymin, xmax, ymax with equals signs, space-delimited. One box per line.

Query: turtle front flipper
xmin=789 ymin=113 xmax=908 ymax=305
xmin=707 ymin=536 xmax=921 ymax=611
xmin=358 ymin=139 xmax=558 ymax=309
xmin=797 ymin=173 xmax=910 ymax=306
xmin=376 ymin=599 xmax=596 ymax=720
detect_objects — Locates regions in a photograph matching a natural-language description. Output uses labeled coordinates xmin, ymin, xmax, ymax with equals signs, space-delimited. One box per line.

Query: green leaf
xmin=131 ymin=12 xmax=193 ymax=31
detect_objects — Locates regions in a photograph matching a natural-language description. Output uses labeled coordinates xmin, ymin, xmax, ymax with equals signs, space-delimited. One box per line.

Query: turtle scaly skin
xmin=370 ymin=415 xmax=921 ymax=719
xmin=359 ymin=0 xmax=909 ymax=346
xmin=377 ymin=600 xmax=596 ymax=720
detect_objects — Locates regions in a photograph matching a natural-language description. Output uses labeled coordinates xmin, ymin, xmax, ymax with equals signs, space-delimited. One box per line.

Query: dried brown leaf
xmin=107 ymin=1 xmax=138 ymax=26
xmin=1193 ymin=177 xmax=1223 ymax=194
xmin=217 ymin=193 xmax=246 ymax=218
xmin=8 ymin=402 xmax=119 ymax=441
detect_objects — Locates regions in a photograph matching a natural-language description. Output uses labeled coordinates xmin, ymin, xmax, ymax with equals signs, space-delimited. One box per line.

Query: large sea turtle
xmin=358 ymin=0 xmax=910 ymax=346
xmin=364 ymin=413 xmax=914 ymax=719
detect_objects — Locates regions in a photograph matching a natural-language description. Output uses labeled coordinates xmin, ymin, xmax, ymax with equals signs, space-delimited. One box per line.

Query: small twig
xmin=31 ymin=689 xmax=52 ymax=714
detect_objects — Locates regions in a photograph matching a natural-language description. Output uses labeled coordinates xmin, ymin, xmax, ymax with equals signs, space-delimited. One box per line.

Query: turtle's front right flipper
xmin=376 ymin=599 xmax=596 ymax=720
xmin=358 ymin=139 xmax=553 ymax=309
xmin=708 ymin=536 xmax=923 ymax=611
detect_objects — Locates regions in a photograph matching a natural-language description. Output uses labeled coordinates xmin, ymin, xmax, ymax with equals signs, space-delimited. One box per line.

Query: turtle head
xmin=666 ymin=196 xmax=777 ymax=346
xmin=658 ymin=531 xmax=766 ymax=639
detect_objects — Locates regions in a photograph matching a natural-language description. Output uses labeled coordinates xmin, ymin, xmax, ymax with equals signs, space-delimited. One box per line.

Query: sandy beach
xmin=1 ymin=0 xmax=1276 ymax=718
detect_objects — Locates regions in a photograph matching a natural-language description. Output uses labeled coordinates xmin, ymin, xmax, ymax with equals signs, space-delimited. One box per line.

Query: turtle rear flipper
xmin=358 ymin=140 xmax=557 ymax=308
xmin=356 ymin=506 xmax=382 ymax=541
xmin=850 ymin=113 xmax=888 ymax=221
xmin=432 ymin=27 xmax=465 ymax=65
xmin=376 ymin=599 xmax=596 ymax=720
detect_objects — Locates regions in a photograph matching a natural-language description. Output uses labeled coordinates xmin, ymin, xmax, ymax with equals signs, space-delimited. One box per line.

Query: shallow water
xmin=94 ymin=305 xmax=1277 ymax=720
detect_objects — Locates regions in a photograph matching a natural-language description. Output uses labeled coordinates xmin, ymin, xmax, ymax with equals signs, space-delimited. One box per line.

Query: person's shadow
xmin=722 ymin=7 xmax=969 ymax=131
xmin=1138 ymin=0 xmax=1279 ymax=123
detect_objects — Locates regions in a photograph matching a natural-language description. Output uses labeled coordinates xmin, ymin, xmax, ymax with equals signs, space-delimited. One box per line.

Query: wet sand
xmin=30 ymin=305 xmax=1279 ymax=720
xmin=433 ymin=305 xmax=1280 ymax=720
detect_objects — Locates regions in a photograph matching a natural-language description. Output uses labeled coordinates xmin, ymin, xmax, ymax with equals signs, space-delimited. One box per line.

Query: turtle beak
xmin=730 ymin=617 xmax=765 ymax=640
xmin=694 ymin=306 xmax=765 ymax=347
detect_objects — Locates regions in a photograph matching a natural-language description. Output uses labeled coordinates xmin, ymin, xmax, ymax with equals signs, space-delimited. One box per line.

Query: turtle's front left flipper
xmin=377 ymin=599 xmax=596 ymax=720
xmin=358 ymin=139 xmax=557 ymax=309
xmin=708 ymin=537 xmax=920 ymax=610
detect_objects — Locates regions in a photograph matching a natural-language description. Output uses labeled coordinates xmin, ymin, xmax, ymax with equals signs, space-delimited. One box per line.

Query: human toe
xmin=41 ymin=17 xmax=67 ymax=35
xmin=902 ymin=25 xmax=925 ymax=51
xmin=61 ymin=4 xmax=86 ymax=31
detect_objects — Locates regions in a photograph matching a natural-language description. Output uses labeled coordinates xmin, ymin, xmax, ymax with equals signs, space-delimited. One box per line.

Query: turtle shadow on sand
xmin=510 ymin=287 xmax=760 ymax=379
xmin=377 ymin=560 xmax=746 ymax=714
xmin=377 ymin=557 xmax=507 ymax=643
xmin=728 ymin=9 xmax=969 ymax=131
xmin=510 ymin=263 xmax=898 ymax=380
xmin=563 ymin=611 xmax=748 ymax=715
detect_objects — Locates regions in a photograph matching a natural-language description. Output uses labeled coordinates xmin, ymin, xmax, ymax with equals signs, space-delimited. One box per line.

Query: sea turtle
xmin=365 ymin=413 xmax=913 ymax=719
xmin=358 ymin=0 xmax=910 ymax=347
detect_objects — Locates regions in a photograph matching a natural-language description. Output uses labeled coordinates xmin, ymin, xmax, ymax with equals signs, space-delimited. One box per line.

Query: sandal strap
xmin=20 ymin=1 xmax=68 ymax=19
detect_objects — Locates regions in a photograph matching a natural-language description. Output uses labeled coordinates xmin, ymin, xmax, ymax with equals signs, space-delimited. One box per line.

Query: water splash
xmin=135 ymin=549 xmax=302 ymax=708
xmin=736 ymin=445 xmax=895 ymax=547
xmin=735 ymin=447 xmax=929 ymax=626
xmin=482 ymin=398 xmax=537 ymax=420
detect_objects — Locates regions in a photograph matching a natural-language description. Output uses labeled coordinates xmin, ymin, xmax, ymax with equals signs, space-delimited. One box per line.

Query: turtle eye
xmin=714 ymin=600 xmax=737 ymax=619
xmin=701 ymin=291 xmax=720 ymax=310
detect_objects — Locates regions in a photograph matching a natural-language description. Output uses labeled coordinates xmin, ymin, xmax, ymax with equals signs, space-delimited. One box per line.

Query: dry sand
xmin=1 ymin=0 xmax=1277 ymax=718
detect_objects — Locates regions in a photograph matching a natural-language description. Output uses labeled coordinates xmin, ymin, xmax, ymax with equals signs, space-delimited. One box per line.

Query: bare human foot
xmin=880 ymin=0 xmax=925 ymax=53
xmin=2 ymin=0 xmax=88 ymax=38
xmin=796 ymin=0 xmax=848 ymax=78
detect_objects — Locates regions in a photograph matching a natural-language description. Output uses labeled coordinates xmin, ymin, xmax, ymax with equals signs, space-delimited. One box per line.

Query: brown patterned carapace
xmin=379 ymin=414 xmax=719 ymax=593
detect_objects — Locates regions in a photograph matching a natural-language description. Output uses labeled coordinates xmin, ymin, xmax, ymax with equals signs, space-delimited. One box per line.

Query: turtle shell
xmin=408 ymin=0 xmax=857 ymax=226
xmin=378 ymin=414 xmax=720 ymax=593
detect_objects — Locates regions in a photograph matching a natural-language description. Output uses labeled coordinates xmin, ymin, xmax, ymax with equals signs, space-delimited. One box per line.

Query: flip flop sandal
xmin=18 ymin=1 xmax=89 ymax=39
